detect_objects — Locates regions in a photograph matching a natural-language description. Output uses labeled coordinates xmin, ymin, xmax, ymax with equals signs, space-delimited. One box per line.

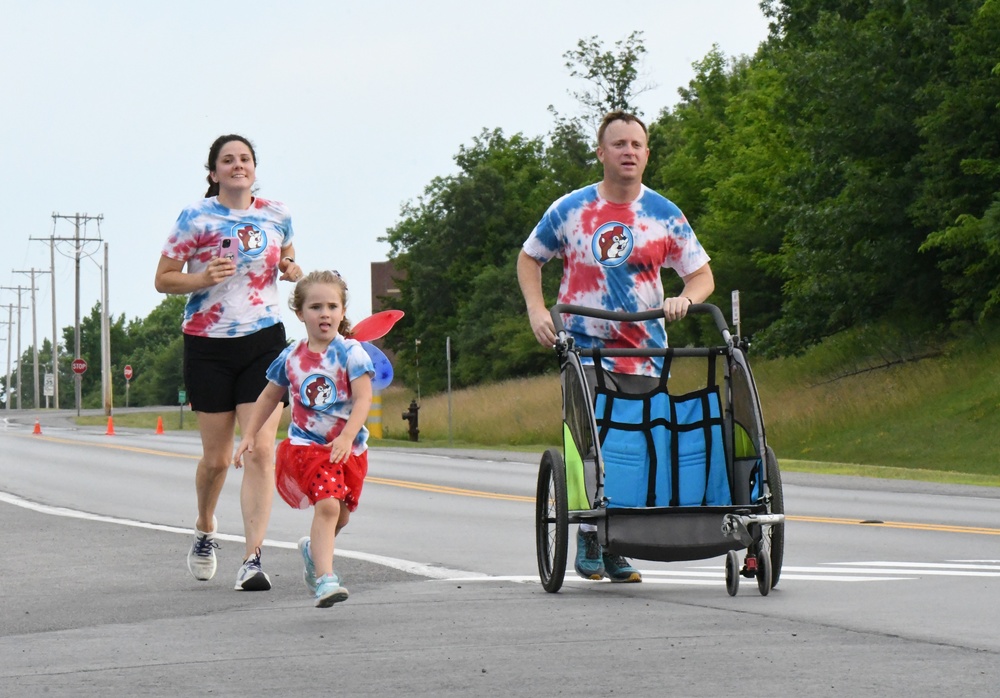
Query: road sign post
xmin=71 ymin=359 xmax=88 ymax=417
xmin=178 ymin=389 xmax=187 ymax=429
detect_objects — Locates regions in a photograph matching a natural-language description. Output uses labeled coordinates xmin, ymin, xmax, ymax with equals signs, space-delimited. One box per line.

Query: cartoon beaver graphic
xmin=597 ymin=225 xmax=629 ymax=262
xmin=235 ymin=224 xmax=264 ymax=252
xmin=304 ymin=376 xmax=333 ymax=408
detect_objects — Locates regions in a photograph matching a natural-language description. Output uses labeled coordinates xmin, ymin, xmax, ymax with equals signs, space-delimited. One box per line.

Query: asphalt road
xmin=1 ymin=410 xmax=998 ymax=696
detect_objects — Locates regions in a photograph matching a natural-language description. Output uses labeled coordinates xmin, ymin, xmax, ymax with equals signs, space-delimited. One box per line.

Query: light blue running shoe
xmin=574 ymin=529 xmax=605 ymax=580
xmin=314 ymin=573 xmax=349 ymax=608
xmin=298 ymin=536 xmax=317 ymax=592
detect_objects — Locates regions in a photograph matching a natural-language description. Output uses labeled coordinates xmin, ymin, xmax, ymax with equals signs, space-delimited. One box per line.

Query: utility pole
xmin=29 ymin=232 xmax=67 ymax=409
xmin=0 ymin=331 xmax=5 ymax=408
xmin=13 ymin=268 xmax=51 ymax=409
xmin=101 ymin=243 xmax=112 ymax=416
xmin=0 ymin=304 xmax=16 ymax=410
xmin=50 ymin=212 xmax=103 ymax=413
xmin=0 ymin=289 xmax=28 ymax=410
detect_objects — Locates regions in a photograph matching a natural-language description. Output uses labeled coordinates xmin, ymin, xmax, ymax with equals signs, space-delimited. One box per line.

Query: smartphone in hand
xmin=217 ymin=237 xmax=238 ymax=263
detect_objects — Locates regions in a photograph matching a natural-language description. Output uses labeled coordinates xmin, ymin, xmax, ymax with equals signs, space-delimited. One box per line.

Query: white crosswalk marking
xmin=443 ymin=561 xmax=1000 ymax=585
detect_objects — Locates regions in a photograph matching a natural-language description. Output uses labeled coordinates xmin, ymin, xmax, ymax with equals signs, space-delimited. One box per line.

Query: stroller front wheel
xmin=725 ymin=550 xmax=740 ymax=596
xmin=535 ymin=448 xmax=569 ymax=593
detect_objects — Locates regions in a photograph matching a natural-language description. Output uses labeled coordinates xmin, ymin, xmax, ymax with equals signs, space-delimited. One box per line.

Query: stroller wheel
xmin=725 ymin=550 xmax=740 ymax=596
xmin=765 ymin=447 xmax=785 ymax=589
xmin=756 ymin=547 xmax=773 ymax=596
xmin=535 ymin=448 xmax=568 ymax=593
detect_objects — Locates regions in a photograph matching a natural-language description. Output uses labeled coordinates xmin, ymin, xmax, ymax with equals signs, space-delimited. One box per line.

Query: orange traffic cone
xmin=155 ymin=416 xmax=164 ymax=435
xmin=106 ymin=416 xmax=116 ymax=435
xmin=33 ymin=420 xmax=42 ymax=435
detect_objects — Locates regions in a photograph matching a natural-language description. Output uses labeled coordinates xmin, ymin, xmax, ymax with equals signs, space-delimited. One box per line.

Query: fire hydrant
xmin=401 ymin=400 xmax=420 ymax=442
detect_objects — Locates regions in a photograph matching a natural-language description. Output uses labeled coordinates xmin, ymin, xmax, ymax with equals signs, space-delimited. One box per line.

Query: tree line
xmin=5 ymin=1 xmax=999 ymax=406
xmin=381 ymin=0 xmax=1000 ymax=393
xmin=2 ymin=296 xmax=186 ymax=410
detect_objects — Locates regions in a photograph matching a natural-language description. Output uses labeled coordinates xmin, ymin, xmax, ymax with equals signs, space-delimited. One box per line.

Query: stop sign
xmin=71 ymin=358 xmax=88 ymax=375
xmin=124 ymin=364 xmax=133 ymax=380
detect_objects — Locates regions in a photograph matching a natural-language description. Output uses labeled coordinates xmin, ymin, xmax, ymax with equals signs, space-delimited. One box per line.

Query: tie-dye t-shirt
xmin=523 ymin=183 xmax=710 ymax=376
xmin=266 ymin=336 xmax=375 ymax=452
xmin=161 ymin=196 xmax=294 ymax=338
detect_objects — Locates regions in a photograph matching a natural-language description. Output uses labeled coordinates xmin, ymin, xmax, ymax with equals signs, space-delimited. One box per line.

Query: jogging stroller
xmin=534 ymin=303 xmax=785 ymax=596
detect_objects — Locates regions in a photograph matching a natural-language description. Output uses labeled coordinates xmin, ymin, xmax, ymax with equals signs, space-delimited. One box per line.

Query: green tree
xmin=914 ymin=0 xmax=1000 ymax=322
xmin=563 ymin=30 xmax=654 ymax=130
xmin=125 ymin=295 xmax=186 ymax=405
xmin=6 ymin=339 xmax=58 ymax=409
xmin=61 ymin=303 xmax=129 ymax=408
xmin=695 ymin=54 xmax=797 ymax=339
xmin=384 ymin=129 xmax=557 ymax=390
xmin=755 ymin=2 xmax=969 ymax=352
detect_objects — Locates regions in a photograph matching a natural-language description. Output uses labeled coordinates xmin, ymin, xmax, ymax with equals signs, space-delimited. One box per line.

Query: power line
xmin=12 ymin=268 xmax=51 ymax=409
xmin=47 ymin=212 xmax=103 ymax=414
xmin=0 ymin=295 xmax=29 ymax=410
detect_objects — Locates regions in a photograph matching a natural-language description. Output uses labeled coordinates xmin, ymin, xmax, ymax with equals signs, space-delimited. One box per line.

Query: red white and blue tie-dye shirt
xmin=266 ymin=336 xmax=375 ymax=452
xmin=161 ymin=196 xmax=294 ymax=338
xmin=523 ymin=183 xmax=710 ymax=376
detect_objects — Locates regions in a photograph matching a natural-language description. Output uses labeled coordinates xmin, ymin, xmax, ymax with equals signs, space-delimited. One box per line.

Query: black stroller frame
xmin=534 ymin=303 xmax=785 ymax=596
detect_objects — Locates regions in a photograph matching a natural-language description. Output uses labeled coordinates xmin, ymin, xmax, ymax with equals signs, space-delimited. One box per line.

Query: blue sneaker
xmin=298 ymin=537 xmax=317 ymax=592
xmin=603 ymin=551 xmax=642 ymax=583
xmin=574 ymin=529 xmax=605 ymax=580
xmin=314 ymin=573 xmax=349 ymax=608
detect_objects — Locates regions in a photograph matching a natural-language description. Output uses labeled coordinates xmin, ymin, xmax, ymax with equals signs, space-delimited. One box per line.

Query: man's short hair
xmin=597 ymin=111 xmax=648 ymax=145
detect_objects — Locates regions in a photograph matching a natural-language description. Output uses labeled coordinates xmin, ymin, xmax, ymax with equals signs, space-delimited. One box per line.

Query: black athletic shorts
xmin=183 ymin=323 xmax=289 ymax=413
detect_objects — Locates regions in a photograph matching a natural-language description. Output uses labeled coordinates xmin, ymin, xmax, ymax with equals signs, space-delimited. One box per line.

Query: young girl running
xmin=235 ymin=270 xmax=374 ymax=607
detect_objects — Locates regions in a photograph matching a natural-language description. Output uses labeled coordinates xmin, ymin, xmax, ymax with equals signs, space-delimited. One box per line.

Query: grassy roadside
xmin=79 ymin=324 xmax=1000 ymax=489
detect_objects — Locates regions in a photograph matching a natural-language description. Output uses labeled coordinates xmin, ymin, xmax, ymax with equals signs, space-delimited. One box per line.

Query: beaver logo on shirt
xmin=302 ymin=375 xmax=334 ymax=409
xmin=598 ymin=226 xmax=628 ymax=260
xmin=591 ymin=221 xmax=634 ymax=267
xmin=232 ymin=223 xmax=266 ymax=258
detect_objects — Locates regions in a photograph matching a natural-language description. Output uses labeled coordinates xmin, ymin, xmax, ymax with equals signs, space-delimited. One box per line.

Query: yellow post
xmin=367 ymin=390 xmax=383 ymax=439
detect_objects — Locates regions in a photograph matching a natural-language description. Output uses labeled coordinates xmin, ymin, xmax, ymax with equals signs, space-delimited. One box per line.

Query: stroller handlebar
xmin=550 ymin=303 xmax=733 ymax=347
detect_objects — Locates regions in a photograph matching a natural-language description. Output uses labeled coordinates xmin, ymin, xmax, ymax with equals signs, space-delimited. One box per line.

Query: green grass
xmin=77 ymin=411 xmax=200 ymax=431
xmin=86 ymin=325 xmax=1000 ymax=488
xmin=753 ymin=325 xmax=1000 ymax=479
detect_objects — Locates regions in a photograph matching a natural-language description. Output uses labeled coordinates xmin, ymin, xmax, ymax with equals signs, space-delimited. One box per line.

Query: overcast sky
xmin=1 ymin=1 xmax=770 ymax=360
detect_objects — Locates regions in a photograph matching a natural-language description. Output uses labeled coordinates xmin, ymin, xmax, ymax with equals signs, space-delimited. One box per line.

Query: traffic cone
xmin=155 ymin=416 xmax=164 ymax=435
xmin=106 ymin=416 xmax=116 ymax=435
xmin=33 ymin=420 xmax=42 ymax=435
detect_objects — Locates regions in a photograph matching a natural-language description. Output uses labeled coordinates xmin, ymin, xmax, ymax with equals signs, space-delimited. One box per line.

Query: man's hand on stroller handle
xmin=529 ymin=305 xmax=557 ymax=346
xmin=663 ymin=295 xmax=694 ymax=323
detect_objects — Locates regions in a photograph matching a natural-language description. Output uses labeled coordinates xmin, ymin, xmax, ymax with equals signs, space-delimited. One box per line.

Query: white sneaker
xmin=234 ymin=547 xmax=271 ymax=591
xmin=187 ymin=516 xmax=218 ymax=581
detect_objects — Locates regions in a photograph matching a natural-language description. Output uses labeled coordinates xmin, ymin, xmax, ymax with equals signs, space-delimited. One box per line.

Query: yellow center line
xmin=23 ymin=433 xmax=196 ymax=458
xmin=787 ymin=515 xmax=1000 ymax=535
xmin=19 ymin=433 xmax=533 ymax=501
xmin=366 ymin=476 xmax=534 ymax=502
xmin=14 ymin=433 xmax=999 ymax=533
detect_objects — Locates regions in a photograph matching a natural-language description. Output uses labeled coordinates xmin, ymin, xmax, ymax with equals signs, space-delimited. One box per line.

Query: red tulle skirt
xmin=275 ymin=440 xmax=368 ymax=511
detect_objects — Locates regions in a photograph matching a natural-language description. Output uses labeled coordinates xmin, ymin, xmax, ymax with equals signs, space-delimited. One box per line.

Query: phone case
xmin=218 ymin=237 xmax=238 ymax=262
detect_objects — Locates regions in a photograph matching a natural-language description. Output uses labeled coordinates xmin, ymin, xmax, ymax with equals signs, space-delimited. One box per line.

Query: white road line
xmin=442 ymin=573 xmax=914 ymax=584
xmin=828 ymin=561 xmax=1000 ymax=571
xmin=0 ymin=489 xmax=486 ymax=581
xmin=656 ymin=568 xmax=916 ymax=581
xmin=4 ymin=488 xmax=988 ymax=586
